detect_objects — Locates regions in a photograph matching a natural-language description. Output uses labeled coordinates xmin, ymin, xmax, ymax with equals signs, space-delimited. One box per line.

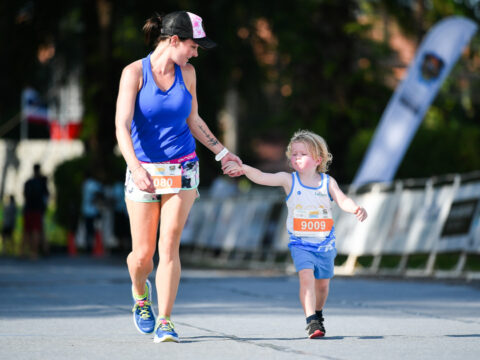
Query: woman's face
xmin=290 ymin=141 xmax=321 ymax=172
xmin=172 ymin=38 xmax=199 ymax=66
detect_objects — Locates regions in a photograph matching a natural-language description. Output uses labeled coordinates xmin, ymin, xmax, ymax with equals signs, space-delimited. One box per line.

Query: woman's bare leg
xmin=156 ymin=189 xmax=197 ymax=317
xmin=125 ymin=200 xmax=160 ymax=296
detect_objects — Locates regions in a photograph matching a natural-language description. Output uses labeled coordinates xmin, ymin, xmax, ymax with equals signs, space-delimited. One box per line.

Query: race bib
xmin=293 ymin=209 xmax=333 ymax=238
xmin=142 ymin=163 xmax=182 ymax=194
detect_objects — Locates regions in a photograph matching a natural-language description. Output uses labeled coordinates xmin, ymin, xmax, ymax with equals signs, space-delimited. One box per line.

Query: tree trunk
xmin=83 ymin=0 xmax=115 ymax=181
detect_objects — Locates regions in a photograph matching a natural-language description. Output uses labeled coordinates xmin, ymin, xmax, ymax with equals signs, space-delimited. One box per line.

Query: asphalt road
xmin=1 ymin=256 xmax=479 ymax=360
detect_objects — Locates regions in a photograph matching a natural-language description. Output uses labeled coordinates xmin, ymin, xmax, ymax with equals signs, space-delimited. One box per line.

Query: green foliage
xmin=1 ymin=0 xmax=479 ymax=188
xmin=53 ymin=156 xmax=88 ymax=231
xmin=398 ymin=120 xmax=480 ymax=178
xmin=53 ymin=153 xmax=125 ymax=231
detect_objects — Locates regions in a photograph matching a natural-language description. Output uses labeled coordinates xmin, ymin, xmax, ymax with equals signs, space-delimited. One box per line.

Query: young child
xmin=224 ymin=130 xmax=367 ymax=339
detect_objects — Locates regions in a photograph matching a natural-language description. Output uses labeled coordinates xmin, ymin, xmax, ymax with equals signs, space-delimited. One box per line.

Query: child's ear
xmin=316 ymin=156 xmax=322 ymax=165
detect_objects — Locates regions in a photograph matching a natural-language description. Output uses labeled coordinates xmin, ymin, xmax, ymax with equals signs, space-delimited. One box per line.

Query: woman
xmin=115 ymin=10 xmax=241 ymax=343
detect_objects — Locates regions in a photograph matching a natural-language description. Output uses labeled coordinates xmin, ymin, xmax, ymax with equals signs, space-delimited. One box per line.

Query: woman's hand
xmin=131 ymin=166 xmax=155 ymax=193
xmin=222 ymin=161 xmax=242 ymax=175
xmin=221 ymin=153 xmax=243 ymax=177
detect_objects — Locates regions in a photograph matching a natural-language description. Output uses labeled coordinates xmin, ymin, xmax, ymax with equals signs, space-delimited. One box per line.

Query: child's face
xmin=290 ymin=142 xmax=321 ymax=172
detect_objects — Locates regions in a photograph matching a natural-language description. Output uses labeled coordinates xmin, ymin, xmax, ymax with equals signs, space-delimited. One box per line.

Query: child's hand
xmin=223 ymin=161 xmax=243 ymax=176
xmin=354 ymin=206 xmax=367 ymax=222
xmin=221 ymin=153 xmax=243 ymax=177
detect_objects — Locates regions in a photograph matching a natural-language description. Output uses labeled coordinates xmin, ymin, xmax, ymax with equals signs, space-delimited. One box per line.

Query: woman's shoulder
xmin=120 ymin=60 xmax=143 ymax=89
xmin=179 ymin=63 xmax=196 ymax=90
xmin=179 ymin=63 xmax=196 ymax=80
xmin=122 ymin=59 xmax=143 ymax=77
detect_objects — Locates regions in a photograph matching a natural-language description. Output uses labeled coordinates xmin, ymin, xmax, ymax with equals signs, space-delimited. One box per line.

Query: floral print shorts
xmin=124 ymin=160 xmax=200 ymax=203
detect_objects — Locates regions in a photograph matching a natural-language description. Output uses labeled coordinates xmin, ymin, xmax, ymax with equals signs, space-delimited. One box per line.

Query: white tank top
xmin=286 ymin=172 xmax=336 ymax=252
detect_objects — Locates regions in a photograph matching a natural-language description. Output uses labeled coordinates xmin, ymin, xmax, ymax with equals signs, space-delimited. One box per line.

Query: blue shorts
xmin=290 ymin=247 xmax=336 ymax=279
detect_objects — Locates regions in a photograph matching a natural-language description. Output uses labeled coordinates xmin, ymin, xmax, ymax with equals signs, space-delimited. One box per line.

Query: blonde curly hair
xmin=285 ymin=130 xmax=333 ymax=173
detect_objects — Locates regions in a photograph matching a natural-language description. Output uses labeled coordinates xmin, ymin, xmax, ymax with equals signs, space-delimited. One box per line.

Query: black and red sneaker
xmin=306 ymin=319 xmax=325 ymax=339
xmin=318 ymin=313 xmax=326 ymax=335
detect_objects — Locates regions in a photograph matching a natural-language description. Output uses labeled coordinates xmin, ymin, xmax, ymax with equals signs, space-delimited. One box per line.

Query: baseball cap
xmin=161 ymin=11 xmax=217 ymax=49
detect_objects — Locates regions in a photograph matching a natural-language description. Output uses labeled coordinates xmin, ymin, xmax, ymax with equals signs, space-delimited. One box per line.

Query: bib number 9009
xmin=293 ymin=218 xmax=333 ymax=234
xmin=300 ymin=219 xmax=328 ymax=231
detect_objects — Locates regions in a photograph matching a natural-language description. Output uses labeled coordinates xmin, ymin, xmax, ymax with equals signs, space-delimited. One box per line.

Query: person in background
xmin=1 ymin=195 xmax=17 ymax=255
xmin=115 ymin=10 xmax=242 ymax=343
xmin=209 ymin=176 xmax=238 ymax=198
xmin=22 ymin=164 xmax=49 ymax=258
xmin=111 ymin=181 xmax=130 ymax=253
xmin=224 ymin=129 xmax=367 ymax=339
xmin=81 ymin=171 xmax=103 ymax=254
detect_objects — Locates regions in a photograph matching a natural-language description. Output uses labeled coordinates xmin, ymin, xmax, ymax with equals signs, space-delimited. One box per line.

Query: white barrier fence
xmin=180 ymin=172 xmax=480 ymax=279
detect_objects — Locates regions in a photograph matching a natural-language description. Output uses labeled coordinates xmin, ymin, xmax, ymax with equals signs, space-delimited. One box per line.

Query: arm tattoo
xmin=198 ymin=123 xmax=219 ymax=147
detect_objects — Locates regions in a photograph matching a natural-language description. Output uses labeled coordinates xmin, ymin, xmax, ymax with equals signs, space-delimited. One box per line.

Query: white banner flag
xmin=352 ymin=17 xmax=477 ymax=187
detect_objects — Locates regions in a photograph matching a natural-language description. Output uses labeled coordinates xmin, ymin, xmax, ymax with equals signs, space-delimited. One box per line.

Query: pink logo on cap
xmin=187 ymin=12 xmax=206 ymax=39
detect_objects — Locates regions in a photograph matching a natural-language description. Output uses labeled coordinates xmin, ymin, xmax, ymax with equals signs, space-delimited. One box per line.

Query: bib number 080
xmin=154 ymin=177 xmax=173 ymax=188
xmin=152 ymin=175 xmax=181 ymax=191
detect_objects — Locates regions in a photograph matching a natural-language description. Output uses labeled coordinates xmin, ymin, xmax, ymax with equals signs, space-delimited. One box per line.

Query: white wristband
xmin=215 ymin=147 xmax=229 ymax=161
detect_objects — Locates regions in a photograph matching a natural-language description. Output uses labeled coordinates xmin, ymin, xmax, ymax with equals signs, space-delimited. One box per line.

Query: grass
xmin=465 ymin=254 xmax=480 ymax=271
xmin=334 ymin=254 xmax=348 ymax=266
xmin=379 ymin=255 xmax=402 ymax=269
xmin=356 ymin=255 xmax=374 ymax=268
xmin=406 ymin=254 xmax=429 ymax=269
xmin=434 ymin=253 xmax=461 ymax=270
xmin=0 ymin=205 xmax=67 ymax=256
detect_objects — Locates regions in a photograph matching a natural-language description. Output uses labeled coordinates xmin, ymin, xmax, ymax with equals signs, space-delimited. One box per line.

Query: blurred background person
xmin=1 ymin=195 xmax=18 ymax=256
xmin=81 ymin=171 xmax=103 ymax=254
xmin=110 ymin=180 xmax=130 ymax=254
xmin=209 ymin=176 xmax=239 ymax=198
xmin=22 ymin=164 xmax=49 ymax=259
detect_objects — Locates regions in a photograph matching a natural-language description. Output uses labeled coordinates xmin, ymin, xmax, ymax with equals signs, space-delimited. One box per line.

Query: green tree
xmin=1 ymin=0 xmax=479 ymax=188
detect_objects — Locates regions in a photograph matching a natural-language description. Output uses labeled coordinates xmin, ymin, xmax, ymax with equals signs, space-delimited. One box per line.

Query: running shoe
xmin=318 ymin=312 xmax=326 ymax=335
xmin=131 ymin=279 xmax=156 ymax=334
xmin=306 ymin=319 xmax=325 ymax=339
xmin=154 ymin=318 xmax=179 ymax=343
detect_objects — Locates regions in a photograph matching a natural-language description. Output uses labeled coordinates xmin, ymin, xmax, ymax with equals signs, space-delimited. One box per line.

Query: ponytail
xmin=142 ymin=13 xmax=167 ymax=48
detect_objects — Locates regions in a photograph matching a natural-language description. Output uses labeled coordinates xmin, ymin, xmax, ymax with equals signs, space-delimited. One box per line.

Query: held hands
xmin=221 ymin=154 xmax=244 ymax=177
xmin=131 ymin=166 xmax=155 ymax=193
xmin=354 ymin=206 xmax=368 ymax=222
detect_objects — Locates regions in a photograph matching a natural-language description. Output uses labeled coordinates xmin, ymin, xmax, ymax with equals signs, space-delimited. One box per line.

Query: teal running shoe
xmin=131 ymin=279 xmax=156 ymax=334
xmin=153 ymin=318 xmax=179 ymax=343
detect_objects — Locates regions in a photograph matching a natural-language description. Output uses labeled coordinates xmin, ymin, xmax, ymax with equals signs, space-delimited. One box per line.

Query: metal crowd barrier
xmin=180 ymin=171 xmax=480 ymax=280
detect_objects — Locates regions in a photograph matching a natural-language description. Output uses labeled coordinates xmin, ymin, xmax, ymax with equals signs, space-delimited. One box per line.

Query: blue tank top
xmin=131 ymin=53 xmax=196 ymax=162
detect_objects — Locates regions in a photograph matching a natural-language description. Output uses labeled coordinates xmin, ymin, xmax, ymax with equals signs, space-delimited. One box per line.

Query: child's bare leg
xmin=298 ymin=269 xmax=316 ymax=316
xmin=315 ymin=278 xmax=330 ymax=311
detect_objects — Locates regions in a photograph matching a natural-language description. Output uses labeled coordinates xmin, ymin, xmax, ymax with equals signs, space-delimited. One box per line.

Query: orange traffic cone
xmin=67 ymin=231 xmax=77 ymax=256
xmin=93 ymin=230 xmax=105 ymax=257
